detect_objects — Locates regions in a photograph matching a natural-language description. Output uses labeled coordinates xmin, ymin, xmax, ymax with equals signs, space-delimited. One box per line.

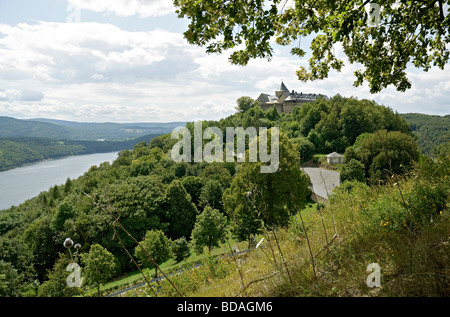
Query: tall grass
xmin=125 ymin=155 xmax=449 ymax=297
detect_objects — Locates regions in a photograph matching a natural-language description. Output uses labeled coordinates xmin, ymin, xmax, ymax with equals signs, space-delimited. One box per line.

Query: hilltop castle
xmin=257 ymin=81 xmax=328 ymax=114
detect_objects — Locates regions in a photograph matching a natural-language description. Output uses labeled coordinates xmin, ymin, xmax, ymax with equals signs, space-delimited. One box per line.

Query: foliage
xmin=174 ymin=0 xmax=450 ymax=93
xmin=223 ymin=131 xmax=311 ymax=243
xmin=290 ymin=136 xmax=315 ymax=163
xmin=340 ymin=159 xmax=365 ymax=183
xmin=235 ymin=96 xmax=259 ymax=113
xmin=199 ymin=179 xmax=224 ymax=213
xmin=37 ymin=255 xmax=82 ymax=297
xmin=190 ymin=207 xmax=228 ymax=254
xmin=50 ymin=201 xmax=76 ymax=232
xmin=80 ymin=244 xmax=118 ymax=297
xmin=156 ymin=152 xmax=450 ymax=297
xmin=0 ymin=260 xmax=22 ymax=297
xmin=171 ymin=237 xmax=191 ymax=263
xmin=181 ymin=176 xmax=205 ymax=209
xmin=134 ymin=229 xmax=171 ymax=277
xmin=400 ymin=113 xmax=450 ymax=155
xmin=0 ymin=95 xmax=445 ymax=297
xmin=164 ymin=180 xmax=198 ymax=240
xmin=345 ymin=130 xmax=420 ymax=182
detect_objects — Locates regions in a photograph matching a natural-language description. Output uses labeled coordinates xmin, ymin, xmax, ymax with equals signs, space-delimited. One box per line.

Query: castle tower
xmin=275 ymin=81 xmax=289 ymax=98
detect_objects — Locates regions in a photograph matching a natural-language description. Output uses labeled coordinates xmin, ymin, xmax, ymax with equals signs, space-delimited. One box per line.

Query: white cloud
xmin=0 ymin=89 xmax=44 ymax=102
xmin=90 ymin=73 xmax=108 ymax=81
xmin=67 ymin=0 xmax=175 ymax=17
xmin=0 ymin=17 xmax=448 ymax=124
xmin=0 ymin=21 xmax=198 ymax=84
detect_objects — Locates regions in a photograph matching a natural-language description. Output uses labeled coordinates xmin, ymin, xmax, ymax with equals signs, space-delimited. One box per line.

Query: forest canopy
xmin=0 ymin=96 xmax=446 ymax=297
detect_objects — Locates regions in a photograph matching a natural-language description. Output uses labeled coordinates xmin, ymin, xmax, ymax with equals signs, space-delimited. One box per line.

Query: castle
xmin=256 ymin=81 xmax=329 ymax=114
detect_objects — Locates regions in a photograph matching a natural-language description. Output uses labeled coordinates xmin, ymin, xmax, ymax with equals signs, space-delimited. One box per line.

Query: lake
xmin=0 ymin=152 xmax=119 ymax=210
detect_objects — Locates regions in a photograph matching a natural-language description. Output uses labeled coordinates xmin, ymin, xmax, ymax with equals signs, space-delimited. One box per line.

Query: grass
xmin=90 ymin=233 xmax=257 ymax=296
xmin=125 ymin=163 xmax=450 ymax=298
xmin=90 ymin=202 xmax=318 ymax=297
xmin=90 ymin=155 xmax=450 ymax=298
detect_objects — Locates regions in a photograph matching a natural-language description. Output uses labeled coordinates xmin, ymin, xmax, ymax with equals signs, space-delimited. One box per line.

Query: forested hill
xmin=0 ymin=135 xmax=159 ymax=172
xmin=0 ymin=117 xmax=185 ymax=141
xmin=0 ymin=96 xmax=448 ymax=297
xmin=0 ymin=117 xmax=186 ymax=171
xmin=400 ymin=113 xmax=450 ymax=155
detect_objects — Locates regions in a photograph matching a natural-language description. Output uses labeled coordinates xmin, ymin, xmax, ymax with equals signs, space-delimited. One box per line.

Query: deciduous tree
xmin=80 ymin=244 xmax=118 ymax=297
xmin=190 ymin=206 xmax=228 ymax=254
xmin=174 ymin=0 xmax=450 ymax=93
xmin=134 ymin=229 xmax=171 ymax=277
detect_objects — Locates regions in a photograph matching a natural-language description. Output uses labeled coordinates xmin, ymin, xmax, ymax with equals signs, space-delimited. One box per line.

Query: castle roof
xmin=276 ymin=81 xmax=289 ymax=92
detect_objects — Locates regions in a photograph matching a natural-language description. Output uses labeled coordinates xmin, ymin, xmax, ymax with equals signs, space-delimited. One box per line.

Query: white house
xmin=326 ymin=152 xmax=345 ymax=164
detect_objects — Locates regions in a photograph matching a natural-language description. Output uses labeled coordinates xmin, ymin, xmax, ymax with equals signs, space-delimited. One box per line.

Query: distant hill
xmin=0 ymin=134 xmax=160 ymax=172
xmin=400 ymin=113 xmax=450 ymax=155
xmin=0 ymin=116 xmax=186 ymax=171
xmin=0 ymin=117 xmax=186 ymax=141
xmin=0 ymin=117 xmax=72 ymax=140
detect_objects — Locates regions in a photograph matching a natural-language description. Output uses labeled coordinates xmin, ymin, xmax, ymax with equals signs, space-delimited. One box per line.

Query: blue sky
xmin=0 ymin=0 xmax=448 ymax=123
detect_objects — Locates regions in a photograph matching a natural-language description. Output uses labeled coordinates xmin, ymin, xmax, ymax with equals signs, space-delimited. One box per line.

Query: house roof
xmin=327 ymin=152 xmax=344 ymax=158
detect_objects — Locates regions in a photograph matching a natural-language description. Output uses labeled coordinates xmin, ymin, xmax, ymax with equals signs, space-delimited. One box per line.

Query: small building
xmin=326 ymin=152 xmax=345 ymax=164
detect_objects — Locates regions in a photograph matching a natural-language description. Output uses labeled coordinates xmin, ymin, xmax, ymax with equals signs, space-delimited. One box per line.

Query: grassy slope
xmin=125 ymin=164 xmax=449 ymax=297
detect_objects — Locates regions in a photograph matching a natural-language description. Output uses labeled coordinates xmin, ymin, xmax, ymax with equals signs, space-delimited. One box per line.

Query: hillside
xmin=0 ymin=134 xmax=159 ymax=172
xmin=400 ymin=113 xmax=450 ymax=155
xmin=0 ymin=117 xmax=72 ymax=140
xmin=0 ymin=117 xmax=185 ymax=141
xmin=0 ymin=116 xmax=185 ymax=170
xmin=0 ymin=97 xmax=448 ymax=298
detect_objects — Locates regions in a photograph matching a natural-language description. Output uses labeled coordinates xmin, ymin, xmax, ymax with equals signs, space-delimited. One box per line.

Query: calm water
xmin=0 ymin=152 xmax=119 ymax=210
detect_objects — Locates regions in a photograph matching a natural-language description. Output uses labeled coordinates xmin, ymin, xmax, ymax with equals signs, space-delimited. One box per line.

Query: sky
xmin=0 ymin=0 xmax=448 ymax=123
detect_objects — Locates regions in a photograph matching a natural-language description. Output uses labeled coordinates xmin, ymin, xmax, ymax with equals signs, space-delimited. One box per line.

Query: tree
xmin=190 ymin=206 xmax=228 ymax=254
xmin=350 ymin=130 xmax=420 ymax=182
xmin=37 ymin=255 xmax=82 ymax=297
xmin=134 ymin=229 xmax=171 ymax=277
xmin=291 ymin=137 xmax=315 ymax=162
xmin=223 ymin=131 xmax=311 ymax=243
xmin=340 ymin=159 xmax=366 ymax=183
xmin=174 ymin=0 xmax=450 ymax=93
xmin=235 ymin=96 xmax=259 ymax=113
xmin=50 ymin=201 xmax=76 ymax=232
xmin=171 ymin=237 xmax=191 ymax=263
xmin=173 ymin=162 xmax=188 ymax=178
xmin=199 ymin=163 xmax=233 ymax=188
xmin=199 ymin=179 xmax=224 ymax=213
xmin=80 ymin=244 xmax=118 ymax=297
xmin=94 ymin=175 xmax=167 ymax=257
xmin=23 ymin=215 xmax=59 ymax=281
xmin=164 ymin=180 xmax=198 ymax=239
xmin=181 ymin=176 xmax=205 ymax=209
xmin=0 ymin=260 xmax=21 ymax=297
